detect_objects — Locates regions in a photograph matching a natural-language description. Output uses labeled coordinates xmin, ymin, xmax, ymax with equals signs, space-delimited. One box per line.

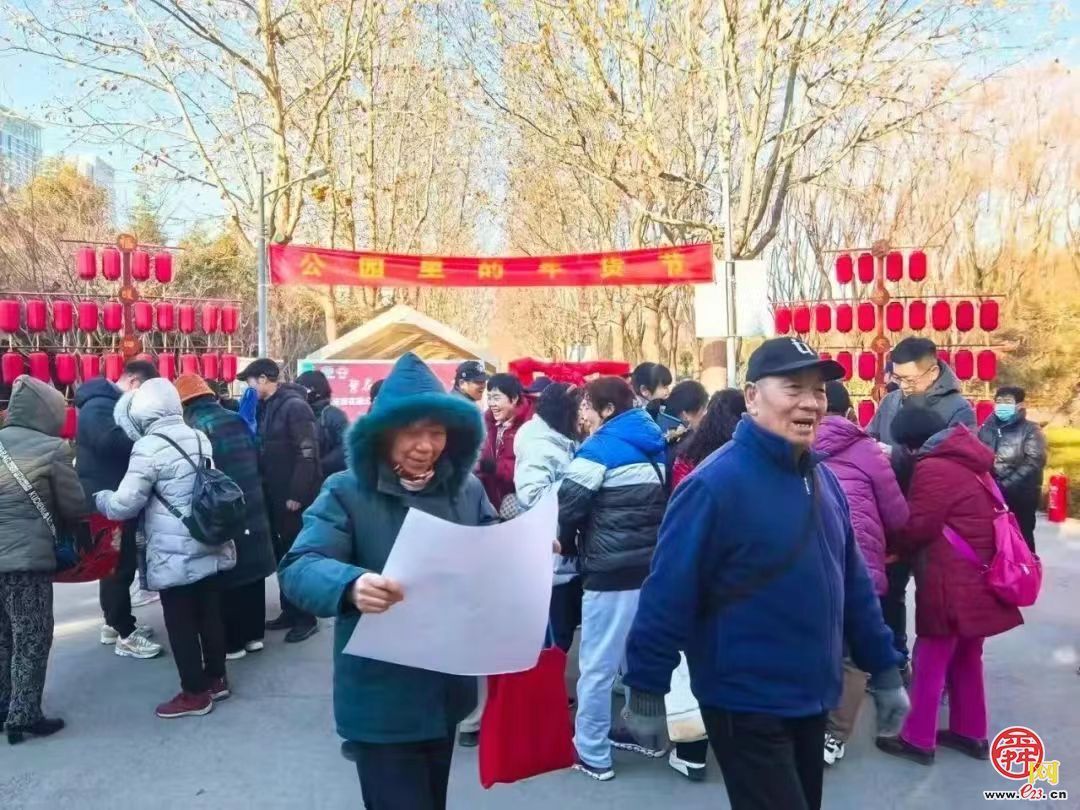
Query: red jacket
xmin=897 ymin=426 xmax=1023 ymax=639
xmin=477 ymin=400 xmax=534 ymax=511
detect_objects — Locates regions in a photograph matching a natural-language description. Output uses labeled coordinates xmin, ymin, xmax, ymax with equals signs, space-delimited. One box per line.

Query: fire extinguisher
xmin=1047 ymin=474 xmax=1069 ymax=523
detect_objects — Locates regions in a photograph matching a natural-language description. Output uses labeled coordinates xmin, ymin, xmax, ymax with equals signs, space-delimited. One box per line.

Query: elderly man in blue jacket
xmin=622 ymin=338 xmax=909 ymax=810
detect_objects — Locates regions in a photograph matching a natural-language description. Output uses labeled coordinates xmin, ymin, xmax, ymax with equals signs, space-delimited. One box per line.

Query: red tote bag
xmin=478 ymin=645 xmax=576 ymax=788
xmin=53 ymin=515 xmax=123 ymax=584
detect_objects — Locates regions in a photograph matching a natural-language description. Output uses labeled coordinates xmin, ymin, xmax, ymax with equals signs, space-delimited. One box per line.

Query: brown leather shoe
xmin=876 ymin=735 xmax=934 ymax=765
xmin=937 ymin=730 xmax=989 ymax=760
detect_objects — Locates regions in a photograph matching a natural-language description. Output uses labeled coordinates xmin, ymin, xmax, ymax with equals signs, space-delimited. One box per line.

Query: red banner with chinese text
xmin=270 ymin=243 xmax=714 ymax=287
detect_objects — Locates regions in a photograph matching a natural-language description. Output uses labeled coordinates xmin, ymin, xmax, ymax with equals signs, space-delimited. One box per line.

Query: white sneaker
xmin=131 ymin=589 xmax=160 ymax=608
xmin=101 ymin=624 xmax=153 ymax=645
xmin=225 ymin=649 xmax=247 ymax=661
xmin=115 ymin=632 xmax=163 ymax=659
xmin=824 ymin=732 xmax=846 ymax=766
xmin=244 ymin=640 xmax=265 ymax=653
xmin=668 ymin=750 xmax=707 ymax=782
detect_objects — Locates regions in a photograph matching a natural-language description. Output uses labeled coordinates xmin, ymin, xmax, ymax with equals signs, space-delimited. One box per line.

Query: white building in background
xmin=74 ymin=154 xmax=116 ymax=216
xmin=0 ymin=106 xmax=42 ymax=188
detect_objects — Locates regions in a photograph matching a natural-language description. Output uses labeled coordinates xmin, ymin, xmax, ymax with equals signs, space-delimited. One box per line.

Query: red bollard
xmin=1047 ymin=474 xmax=1068 ymax=523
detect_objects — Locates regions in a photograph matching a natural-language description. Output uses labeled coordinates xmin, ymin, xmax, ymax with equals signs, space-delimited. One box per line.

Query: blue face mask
xmin=994 ymin=403 xmax=1017 ymax=422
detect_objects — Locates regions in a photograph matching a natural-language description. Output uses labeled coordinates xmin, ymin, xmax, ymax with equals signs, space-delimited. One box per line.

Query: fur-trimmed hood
xmin=346 ymin=352 xmax=485 ymax=493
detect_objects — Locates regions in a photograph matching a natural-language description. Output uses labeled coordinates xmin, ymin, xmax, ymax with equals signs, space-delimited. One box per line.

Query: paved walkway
xmin=4 ymin=522 xmax=1079 ymax=809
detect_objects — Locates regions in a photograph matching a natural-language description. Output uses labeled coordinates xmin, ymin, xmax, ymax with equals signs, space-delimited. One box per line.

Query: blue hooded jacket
xmin=623 ymin=414 xmax=899 ymax=716
xmin=279 ymin=353 xmax=496 ymax=743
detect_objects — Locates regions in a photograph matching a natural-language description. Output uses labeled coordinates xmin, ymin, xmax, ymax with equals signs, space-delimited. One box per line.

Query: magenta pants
xmin=900 ymin=635 xmax=988 ymax=751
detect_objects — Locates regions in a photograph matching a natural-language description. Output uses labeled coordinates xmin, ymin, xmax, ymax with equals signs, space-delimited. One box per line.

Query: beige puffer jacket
xmin=94 ymin=378 xmax=235 ymax=590
xmin=0 ymin=376 xmax=89 ymax=573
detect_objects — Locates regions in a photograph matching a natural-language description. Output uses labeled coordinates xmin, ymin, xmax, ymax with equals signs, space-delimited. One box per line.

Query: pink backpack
xmin=943 ymin=473 xmax=1042 ymax=608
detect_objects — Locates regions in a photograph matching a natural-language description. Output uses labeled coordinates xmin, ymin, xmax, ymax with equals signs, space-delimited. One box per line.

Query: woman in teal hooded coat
xmin=279 ymin=353 xmax=495 ymax=810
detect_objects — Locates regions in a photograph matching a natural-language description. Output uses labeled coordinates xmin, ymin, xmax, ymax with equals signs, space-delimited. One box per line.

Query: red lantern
xmin=103 ymin=353 xmax=124 ymax=382
xmin=954 ymin=349 xmax=974 ymax=381
xmin=131 ymin=250 xmax=151 ymax=281
xmin=201 ymin=352 xmax=220 ymax=380
xmin=813 ymin=304 xmax=832 ymax=333
xmin=793 ymin=305 xmax=812 ymax=334
xmin=180 ymin=353 xmax=200 ymax=376
xmin=135 ymin=353 xmax=154 ymax=364
xmin=158 ymin=353 xmax=177 ymax=381
xmin=201 ymin=304 xmax=220 ymax=334
xmin=931 ymin=300 xmax=952 ymax=331
xmin=28 ymin=351 xmax=49 ymax=382
xmin=76 ymin=246 xmax=97 ymax=280
xmin=774 ymin=306 xmax=792 ymax=335
xmin=955 ymin=300 xmax=975 ymax=332
xmin=820 ymin=352 xmax=832 ymax=360
xmin=976 ymin=400 xmax=995 ymax=426
xmin=885 ymin=251 xmax=904 ymax=282
xmin=52 ymin=300 xmax=74 ymax=332
xmin=980 ymin=300 xmax=1000 ymax=332
xmin=103 ymin=302 xmax=123 ymax=333
xmin=908 ymin=300 xmax=927 ymax=331
xmin=858 ymin=400 xmax=876 ymax=428
xmin=857 ymin=302 xmax=876 ymax=332
xmin=835 ymin=351 xmax=853 ymax=382
xmin=0 ymin=300 xmax=19 ymax=333
xmin=78 ymin=301 xmax=99 ymax=332
xmin=835 ymin=254 xmax=854 ymax=284
xmin=937 ymin=349 xmax=951 ymax=367
xmin=178 ymin=305 xmax=196 ymax=334
xmin=908 ymin=250 xmax=928 ymax=281
xmin=26 ymin=299 xmax=47 ymax=332
xmin=221 ymin=305 xmax=239 ymax=335
xmin=155 ymin=302 xmax=175 ymax=332
xmin=102 ymin=248 xmax=121 ymax=280
xmin=1 ymin=352 xmax=23 ymax=383
xmin=857 ymin=252 xmax=875 ymax=284
xmin=80 ymin=354 xmax=101 ymax=380
xmin=835 ymin=304 xmax=853 ymax=333
xmin=977 ymin=350 xmax=997 ymax=382
xmin=154 ymin=252 xmax=173 ymax=283
xmin=60 ymin=406 xmax=77 ymax=441
xmin=221 ymin=353 xmax=238 ymax=382
xmin=857 ymin=351 xmax=877 ymax=381
xmin=55 ymin=353 xmax=78 ymax=386
xmin=885 ymin=302 xmax=904 ymax=332
xmin=133 ymin=301 xmax=153 ymax=332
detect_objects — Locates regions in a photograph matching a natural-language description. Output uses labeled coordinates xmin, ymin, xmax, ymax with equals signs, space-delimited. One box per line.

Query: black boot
xmin=875 ymin=735 xmax=934 ymax=766
xmin=265 ymin=613 xmax=295 ymax=631
xmin=7 ymin=717 xmax=65 ymax=745
xmin=284 ymin=617 xmax=318 ymax=643
xmin=936 ymin=730 xmax=989 ymax=760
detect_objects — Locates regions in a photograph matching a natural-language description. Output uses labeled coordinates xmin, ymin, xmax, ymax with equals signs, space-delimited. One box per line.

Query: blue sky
xmin=1 ymin=2 xmax=1075 ymax=243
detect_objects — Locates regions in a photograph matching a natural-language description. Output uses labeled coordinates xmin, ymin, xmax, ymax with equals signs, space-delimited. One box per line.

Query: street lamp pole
xmin=254 ymin=167 xmax=327 ymax=359
xmin=721 ymin=164 xmax=737 ymax=388
xmin=257 ymin=170 xmax=267 ymax=357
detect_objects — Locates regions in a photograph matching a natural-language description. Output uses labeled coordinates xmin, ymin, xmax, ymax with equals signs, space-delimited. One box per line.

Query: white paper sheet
xmin=344 ymin=489 xmax=558 ymax=675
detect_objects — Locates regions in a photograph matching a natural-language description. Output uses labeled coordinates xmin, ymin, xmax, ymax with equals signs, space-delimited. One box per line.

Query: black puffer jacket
xmin=74 ymin=376 xmax=133 ymax=505
xmin=295 ymin=370 xmax=349 ymax=476
xmin=257 ymin=383 xmax=321 ymax=511
xmin=977 ymin=413 xmax=1047 ymax=500
xmin=558 ymin=408 xmax=667 ymax=591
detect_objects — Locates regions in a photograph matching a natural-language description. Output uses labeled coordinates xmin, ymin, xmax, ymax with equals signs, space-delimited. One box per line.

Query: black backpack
xmin=153 ymin=433 xmax=246 ymax=547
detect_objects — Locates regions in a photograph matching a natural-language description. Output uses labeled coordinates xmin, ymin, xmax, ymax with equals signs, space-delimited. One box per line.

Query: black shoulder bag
xmin=152 ymin=434 xmax=246 ymax=547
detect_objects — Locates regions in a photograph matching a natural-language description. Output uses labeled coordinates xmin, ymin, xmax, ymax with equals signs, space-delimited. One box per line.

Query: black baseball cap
xmin=746 ymin=338 xmax=845 ymax=383
xmin=455 ymin=360 xmax=488 ymax=384
xmin=525 ymin=376 xmax=553 ymax=395
xmin=236 ymin=357 xmax=281 ymax=381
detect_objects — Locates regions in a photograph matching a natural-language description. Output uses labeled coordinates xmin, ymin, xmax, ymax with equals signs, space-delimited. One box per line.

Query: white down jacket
xmin=94 ymin=378 xmax=236 ymax=590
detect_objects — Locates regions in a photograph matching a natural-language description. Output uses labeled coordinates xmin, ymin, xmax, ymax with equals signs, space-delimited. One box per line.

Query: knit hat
xmin=174 ymin=373 xmax=214 ymax=404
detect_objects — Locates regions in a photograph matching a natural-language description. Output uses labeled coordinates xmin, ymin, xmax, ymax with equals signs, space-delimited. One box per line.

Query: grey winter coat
xmin=94 ymin=378 xmax=236 ymax=590
xmin=0 ymin=376 xmax=89 ymax=573
xmin=868 ymin=361 xmax=975 ymax=445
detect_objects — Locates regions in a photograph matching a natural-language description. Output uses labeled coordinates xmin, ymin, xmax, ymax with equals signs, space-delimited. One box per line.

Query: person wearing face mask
xmin=279 ymin=353 xmax=495 ymax=810
xmin=813 ymin=381 xmax=909 ymax=767
xmin=977 ymin=386 xmax=1046 ymax=552
xmin=620 ymin=338 xmax=908 ymax=810
xmin=296 ymin=369 xmax=350 ymax=477
xmin=557 ymin=376 xmax=668 ymax=782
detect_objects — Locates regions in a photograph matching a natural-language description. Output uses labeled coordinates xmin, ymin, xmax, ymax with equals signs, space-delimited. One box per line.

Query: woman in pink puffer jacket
xmin=812 ymin=382 xmax=909 ymax=765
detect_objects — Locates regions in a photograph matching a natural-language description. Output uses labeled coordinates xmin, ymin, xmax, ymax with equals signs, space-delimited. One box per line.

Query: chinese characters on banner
xmin=297 ymin=359 xmax=460 ymax=421
xmin=270 ymin=243 xmax=715 ymax=288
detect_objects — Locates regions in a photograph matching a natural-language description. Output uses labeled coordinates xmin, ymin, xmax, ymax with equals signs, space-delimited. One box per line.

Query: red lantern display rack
xmin=771 ymin=239 xmax=1004 ymax=428
xmin=0 ymin=233 xmax=245 ymax=399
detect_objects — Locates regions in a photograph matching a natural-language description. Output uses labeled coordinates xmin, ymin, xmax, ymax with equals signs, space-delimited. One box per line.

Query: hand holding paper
xmin=351 ymin=573 xmax=405 ymax=614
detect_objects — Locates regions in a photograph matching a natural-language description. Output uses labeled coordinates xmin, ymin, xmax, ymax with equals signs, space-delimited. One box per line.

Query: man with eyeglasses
xmin=868 ymin=337 xmax=974 ymax=682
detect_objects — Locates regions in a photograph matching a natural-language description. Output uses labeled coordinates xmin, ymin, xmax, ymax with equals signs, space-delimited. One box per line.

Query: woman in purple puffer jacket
xmin=812 ymin=382 xmax=909 ymax=766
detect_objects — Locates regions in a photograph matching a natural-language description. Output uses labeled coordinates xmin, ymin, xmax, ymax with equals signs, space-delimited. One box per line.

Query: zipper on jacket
xmin=808 ymin=473 xmax=837 ymax=705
